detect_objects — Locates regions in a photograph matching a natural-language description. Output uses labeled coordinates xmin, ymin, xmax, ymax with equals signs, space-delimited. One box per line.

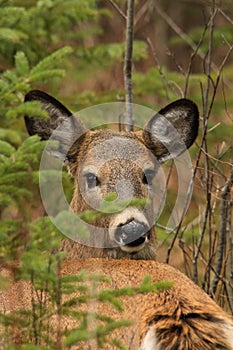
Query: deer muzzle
xmin=115 ymin=219 xmax=150 ymax=248
xmin=109 ymin=207 xmax=151 ymax=252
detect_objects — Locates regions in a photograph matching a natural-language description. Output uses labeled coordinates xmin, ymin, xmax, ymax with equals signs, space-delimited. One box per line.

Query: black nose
xmin=115 ymin=219 xmax=150 ymax=247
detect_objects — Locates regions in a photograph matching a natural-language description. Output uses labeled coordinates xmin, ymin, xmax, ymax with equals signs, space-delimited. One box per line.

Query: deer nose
xmin=114 ymin=219 xmax=150 ymax=247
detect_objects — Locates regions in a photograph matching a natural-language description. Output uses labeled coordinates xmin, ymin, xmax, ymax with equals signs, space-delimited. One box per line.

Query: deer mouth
xmin=126 ymin=230 xmax=151 ymax=247
xmin=117 ymin=231 xmax=151 ymax=253
xmin=114 ymin=220 xmax=151 ymax=252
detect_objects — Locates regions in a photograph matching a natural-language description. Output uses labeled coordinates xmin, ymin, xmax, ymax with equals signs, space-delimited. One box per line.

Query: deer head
xmin=24 ymin=90 xmax=199 ymax=259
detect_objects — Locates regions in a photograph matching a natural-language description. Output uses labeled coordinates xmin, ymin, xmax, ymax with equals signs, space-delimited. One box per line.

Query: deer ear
xmin=24 ymin=90 xmax=87 ymax=162
xmin=143 ymin=99 xmax=199 ymax=163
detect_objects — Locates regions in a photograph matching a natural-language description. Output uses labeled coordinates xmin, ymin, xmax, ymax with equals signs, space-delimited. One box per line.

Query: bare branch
xmin=166 ymin=173 xmax=195 ymax=264
xmin=154 ymin=2 xmax=207 ymax=58
xmin=184 ymin=23 xmax=208 ymax=97
xmin=192 ymin=4 xmax=216 ymax=284
xmin=179 ymin=237 xmax=233 ymax=313
xmin=212 ymin=169 xmax=233 ymax=294
xmin=219 ymin=8 xmax=233 ymax=25
xmin=203 ymin=7 xmax=216 ymax=118
xmin=107 ymin=0 xmax=126 ymax=20
xmin=124 ymin=0 xmax=135 ymax=131
xmin=146 ymin=37 xmax=170 ymax=101
xmin=134 ymin=2 xmax=148 ymax=27
xmin=154 ymin=2 xmax=233 ymax=90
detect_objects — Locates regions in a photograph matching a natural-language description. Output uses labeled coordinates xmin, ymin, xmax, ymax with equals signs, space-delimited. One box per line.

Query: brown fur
xmin=1 ymin=259 xmax=233 ymax=349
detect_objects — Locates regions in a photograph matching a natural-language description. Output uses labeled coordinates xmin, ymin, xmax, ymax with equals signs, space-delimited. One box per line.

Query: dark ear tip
xmin=158 ymin=98 xmax=199 ymax=125
xmin=174 ymin=98 xmax=199 ymax=145
xmin=24 ymin=90 xmax=50 ymax=102
xmin=168 ymin=97 xmax=199 ymax=128
xmin=25 ymin=90 xmax=73 ymax=118
xmin=143 ymin=97 xmax=199 ymax=161
xmin=168 ymin=98 xmax=199 ymax=115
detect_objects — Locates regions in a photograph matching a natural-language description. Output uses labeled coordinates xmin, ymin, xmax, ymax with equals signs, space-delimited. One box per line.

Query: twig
xmin=212 ymin=169 xmax=233 ymax=294
xmin=228 ymin=197 xmax=233 ymax=311
xmin=154 ymin=2 xmax=209 ymax=61
xmin=222 ymin=72 xmax=233 ymax=123
xmin=166 ymin=3 xmax=232 ymax=270
xmin=155 ymin=161 xmax=174 ymax=226
xmin=193 ymin=23 xmax=233 ymax=295
xmin=193 ymin=200 xmax=211 ymax=284
xmin=219 ymin=8 xmax=233 ymax=25
xmin=184 ymin=23 xmax=208 ymax=97
xmin=200 ymin=146 xmax=233 ymax=169
xmin=193 ymin=26 xmax=233 ymax=283
xmin=179 ymin=238 xmax=233 ymax=313
xmin=204 ymin=8 xmax=217 ymax=118
xmin=56 ymin=258 xmax=62 ymax=350
xmin=134 ymin=1 xmax=148 ymax=28
xmin=154 ymin=2 xmax=233 ymax=90
xmin=193 ymin=3 xmax=216 ymax=285
xmin=146 ymin=37 xmax=170 ymax=101
xmin=107 ymin=0 xmax=126 ymax=20
xmin=124 ymin=0 xmax=135 ymax=131
xmin=166 ymin=172 xmax=195 ymax=263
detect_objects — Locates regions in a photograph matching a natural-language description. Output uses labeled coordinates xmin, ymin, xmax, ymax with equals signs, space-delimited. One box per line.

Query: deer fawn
xmin=1 ymin=90 xmax=233 ymax=349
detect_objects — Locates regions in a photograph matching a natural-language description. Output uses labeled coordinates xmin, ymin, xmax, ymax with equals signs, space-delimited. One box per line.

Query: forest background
xmin=0 ymin=0 xmax=232 ymax=348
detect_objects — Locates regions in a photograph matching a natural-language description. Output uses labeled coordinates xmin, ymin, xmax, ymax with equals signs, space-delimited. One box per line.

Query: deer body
xmin=1 ymin=90 xmax=233 ymax=349
xmin=61 ymin=259 xmax=233 ymax=350
xmin=1 ymin=259 xmax=233 ymax=349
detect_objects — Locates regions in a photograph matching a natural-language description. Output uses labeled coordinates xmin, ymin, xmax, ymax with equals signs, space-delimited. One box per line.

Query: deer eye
xmin=142 ymin=169 xmax=155 ymax=187
xmin=85 ymin=173 xmax=100 ymax=189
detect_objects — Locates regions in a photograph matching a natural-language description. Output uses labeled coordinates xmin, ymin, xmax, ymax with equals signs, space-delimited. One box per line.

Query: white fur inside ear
xmin=151 ymin=115 xmax=170 ymax=141
xmin=140 ymin=327 xmax=160 ymax=350
xmin=152 ymin=115 xmax=182 ymax=145
xmin=151 ymin=114 xmax=186 ymax=160
xmin=48 ymin=116 xmax=81 ymax=162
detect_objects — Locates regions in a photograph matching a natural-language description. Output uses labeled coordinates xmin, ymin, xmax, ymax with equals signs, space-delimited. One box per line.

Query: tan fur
xmin=1 ymin=259 xmax=233 ymax=349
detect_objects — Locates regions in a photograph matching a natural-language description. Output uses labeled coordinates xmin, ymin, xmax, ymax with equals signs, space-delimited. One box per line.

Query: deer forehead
xmin=80 ymin=131 xmax=154 ymax=171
